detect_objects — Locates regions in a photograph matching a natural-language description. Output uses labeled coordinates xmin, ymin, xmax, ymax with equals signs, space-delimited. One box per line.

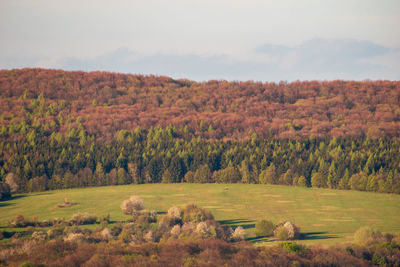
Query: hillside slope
xmin=1 ymin=68 xmax=399 ymax=140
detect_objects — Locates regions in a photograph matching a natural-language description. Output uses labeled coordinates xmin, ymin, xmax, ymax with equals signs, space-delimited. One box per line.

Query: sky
xmin=0 ymin=0 xmax=399 ymax=81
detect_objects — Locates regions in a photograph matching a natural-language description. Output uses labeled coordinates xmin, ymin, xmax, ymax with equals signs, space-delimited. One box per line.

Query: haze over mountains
xmin=2 ymin=39 xmax=399 ymax=81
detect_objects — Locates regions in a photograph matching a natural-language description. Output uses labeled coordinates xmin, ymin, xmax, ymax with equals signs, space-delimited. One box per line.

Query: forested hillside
xmin=0 ymin=68 xmax=400 ymax=194
xmin=1 ymin=69 xmax=399 ymax=140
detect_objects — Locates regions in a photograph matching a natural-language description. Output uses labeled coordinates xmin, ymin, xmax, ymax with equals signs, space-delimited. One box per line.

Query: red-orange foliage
xmin=1 ymin=68 xmax=399 ymax=141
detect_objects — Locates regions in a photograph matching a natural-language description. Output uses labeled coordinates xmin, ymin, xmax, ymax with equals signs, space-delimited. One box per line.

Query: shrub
xmin=134 ymin=211 xmax=157 ymax=227
xmin=100 ymin=228 xmax=112 ymax=241
xmin=196 ymin=222 xmax=210 ymax=238
xmin=232 ymin=226 xmax=246 ymax=241
xmin=100 ymin=214 xmax=110 ymax=227
xmin=168 ymin=206 xmax=181 ymax=219
xmin=274 ymin=221 xmax=300 ymax=240
xmin=392 ymin=234 xmax=400 ymax=245
xmin=354 ymin=226 xmax=384 ymax=245
xmin=18 ymin=262 xmax=36 ymax=267
xmin=275 ymin=226 xmax=290 ymax=241
xmin=31 ymin=231 xmax=47 ymax=241
xmin=64 ymin=232 xmax=84 ymax=242
xmin=47 ymin=227 xmax=64 ymax=239
xmin=121 ymin=195 xmax=145 ymax=215
xmin=144 ymin=231 xmax=154 ymax=242
xmin=170 ymin=225 xmax=181 ymax=237
xmin=255 ymin=219 xmax=274 ymax=237
xmin=181 ymin=222 xmax=195 ymax=236
xmin=280 ymin=241 xmax=306 ymax=255
xmin=111 ymin=222 xmax=123 ymax=236
xmin=9 ymin=215 xmax=33 ymax=228
xmin=70 ymin=213 xmax=97 ymax=225
xmin=182 ymin=204 xmax=213 ymax=223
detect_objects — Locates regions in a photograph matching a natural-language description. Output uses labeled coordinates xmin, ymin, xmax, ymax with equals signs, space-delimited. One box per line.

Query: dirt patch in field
xmin=51 ymin=198 xmax=77 ymax=210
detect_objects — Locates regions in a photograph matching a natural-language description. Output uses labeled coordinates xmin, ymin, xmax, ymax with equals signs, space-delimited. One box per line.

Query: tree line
xmin=1 ymin=122 xmax=399 ymax=194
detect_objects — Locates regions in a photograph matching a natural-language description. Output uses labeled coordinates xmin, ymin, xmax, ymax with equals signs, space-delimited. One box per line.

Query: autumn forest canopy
xmin=0 ymin=68 xmax=400 ymax=195
xmin=1 ymin=68 xmax=399 ymax=140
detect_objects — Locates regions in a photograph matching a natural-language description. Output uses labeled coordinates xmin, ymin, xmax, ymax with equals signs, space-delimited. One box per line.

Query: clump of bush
xmin=232 ymin=226 xmax=246 ymax=241
xmin=279 ymin=241 xmax=306 ymax=255
xmin=182 ymin=204 xmax=214 ymax=223
xmin=354 ymin=226 xmax=384 ymax=245
xmin=255 ymin=219 xmax=275 ymax=237
xmin=31 ymin=231 xmax=47 ymax=241
xmin=121 ymin=195 xmax=144 ymax=215
xmin=8 ymin=215 xmax=35 ymax=228
xmin=274 ymin=221 xmax=300 ymax=240
xmin=69 ymin=213 xmax=97 ymax=225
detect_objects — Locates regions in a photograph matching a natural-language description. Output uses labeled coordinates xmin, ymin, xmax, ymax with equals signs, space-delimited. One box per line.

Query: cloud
xmin=255 ymin=38 xmax=394 ymax=79
xmin=1 ymin=38 xmax=398 ymax=81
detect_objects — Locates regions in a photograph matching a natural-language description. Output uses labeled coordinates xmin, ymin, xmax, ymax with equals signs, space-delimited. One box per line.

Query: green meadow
xmin=1 ymin=184 xmax=400 ymax=245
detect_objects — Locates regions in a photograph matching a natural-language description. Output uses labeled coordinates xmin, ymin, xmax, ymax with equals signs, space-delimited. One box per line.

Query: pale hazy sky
xmin=1 ymin=0 xmax=399 ymax=81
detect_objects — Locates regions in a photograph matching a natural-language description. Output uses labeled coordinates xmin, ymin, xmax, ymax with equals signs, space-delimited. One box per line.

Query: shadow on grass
xmin=0 ymin=202 xmax=13 ymax=207
xmin=247 ymin=236 xmax=273 ymax=243
xmin=300 ymin=232 xmax=338 ymax=240
xmin=0 ymin=195 xmax=29 ymax=207
xmin=8 ymin=195 xmax=28 ymax=201
xmin=218 ymin=219 xmax=256 ymax=230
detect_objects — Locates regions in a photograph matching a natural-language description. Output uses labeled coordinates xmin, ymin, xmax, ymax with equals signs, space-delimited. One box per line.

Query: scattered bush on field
xmin=181 ymin=222 xmax=195 ymax=236
xmin=133 ymin=210 xmax=157 ymax=226
xmin=8 ymin=215 xmax=34 ymax=228
xmin=354 ymin=226 xmax=384 ymax=245
xmin=121 ymin=195 xmax=145 ymax=215
xmin=64 ymin=232 xmax=84 ymax=242
xmin=31 ymin=231 xmax=47 ymax=241
xmin=195 ymin=222 xmax=210 ymax=238
xmin=170 ymin=225 xmax=181 ymax=237
xmin=144 ymin=230 xmax=154 ymax=242
xmin=279 ymin=241 xmax=306 ymax=255
xmin=47 ymin=227 xmax=64 ymax=239
xmin=111 ymin=222 xmax=123 ymax=237
xmin=255 ymin=219 xmax=275 ymax=237
xmin=70 ymin=213 xmax=97 ymax=225
xmin=232 ymin=226 xmax=246 ymax=241
xmin=100 ymin=214 xmax=110 ymax=227
xmin=182 ymin=204 xmax=214 ymax=223
xmin=100 ymin=228 xmax=112 ymax=241
xmin=168 ymin=206 xmax=181 ymax=219
xmin=274 ymin=221 xmax=300 ymax=240
xmin=274 ymin=226 xmax=290 ymax=240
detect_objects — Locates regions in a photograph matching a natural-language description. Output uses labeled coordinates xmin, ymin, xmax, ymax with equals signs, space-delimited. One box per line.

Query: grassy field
xmin=1 ymin=184 xmax=400 ymax=245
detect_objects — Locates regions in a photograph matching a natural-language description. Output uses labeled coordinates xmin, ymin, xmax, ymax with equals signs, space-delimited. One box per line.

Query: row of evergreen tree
xmin=1 ymin=122 xmax=400 ymax=194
